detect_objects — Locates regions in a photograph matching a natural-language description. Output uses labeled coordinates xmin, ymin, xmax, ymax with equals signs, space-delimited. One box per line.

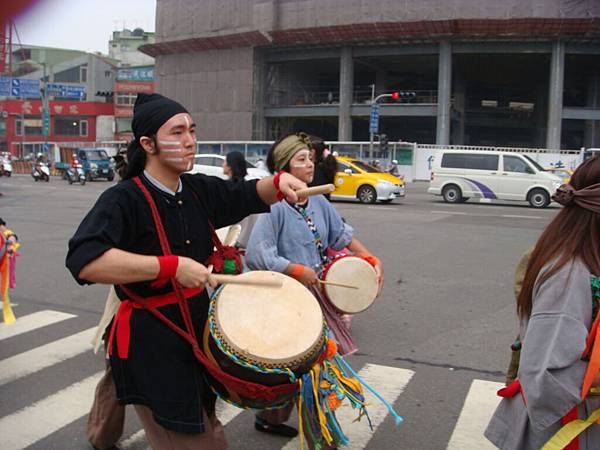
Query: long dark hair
xmin=517 ymin=156 xmax=600 ymax=318
xmin=226 ymin=151 xmax=247 ymax=181
xmin=118 ymin=136 xmax=155 ymax=180
xmin=309 ymin=134 xmax=338 ymax=184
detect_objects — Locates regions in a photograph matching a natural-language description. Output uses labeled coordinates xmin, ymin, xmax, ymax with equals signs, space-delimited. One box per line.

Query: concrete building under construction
xmin=141 ymin=0 xmax=600 ymax=149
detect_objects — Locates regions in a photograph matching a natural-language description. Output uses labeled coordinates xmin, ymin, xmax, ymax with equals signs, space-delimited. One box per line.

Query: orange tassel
xmin=328 ymin=393 xmax=342 ymax=411
xmin=325 ymin=339 xmax=338 ymax=359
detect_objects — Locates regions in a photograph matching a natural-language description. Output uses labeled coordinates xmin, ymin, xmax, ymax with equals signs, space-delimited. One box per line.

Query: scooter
xmin=66 ymin=164 xmax=86 ymax=185
xmin=31 ymin=161 xmax=50 ymax=182
xmin=0 ymin=156 xmax=12 ymax=177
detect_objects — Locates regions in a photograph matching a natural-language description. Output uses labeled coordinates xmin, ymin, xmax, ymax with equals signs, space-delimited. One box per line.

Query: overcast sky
xmin=13 ymin=0 xmax=156 ymax=54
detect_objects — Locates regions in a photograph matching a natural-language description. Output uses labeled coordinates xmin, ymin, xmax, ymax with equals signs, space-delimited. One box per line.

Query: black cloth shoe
xmin=254 ymin=417 xmax=298 ymax=438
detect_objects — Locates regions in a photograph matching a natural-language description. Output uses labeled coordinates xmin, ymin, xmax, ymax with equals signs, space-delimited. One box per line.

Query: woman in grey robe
xmin=485 ymin=156 xmax=600 ymax=450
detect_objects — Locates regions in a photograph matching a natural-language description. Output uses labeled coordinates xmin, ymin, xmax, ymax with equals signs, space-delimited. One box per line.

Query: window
xmin=115 ymin=117 xmax=132 ymax=133
xmin=338 ymin=161 xmax=359 ymax=174
xmin=464 ymin=154 xmax=498 ymax=171
xmin=0 ymin=120 xmax=5 ymax=136
xmin=441 ymin=153 xmax=466 ymax=168
xmin=441 ymin=153 xmax=498 ymax=170
xmin=116 ymin=93 xmax=137 ymax=106
xmin=55 ymin=118 xmax=86 ymax=136
xmin=16 ymin=118 xmax=42 ymax=136
xmin=195 ymin=156 xmax=221 ymax=167
xmin=504 ymin=155 xmax=533 ymax=174
xmin=80 ymin=66 xmax=87 ymax=83
xmin=80 ymin=120 xmax=88 ymax=137
xmin=350 ymin=160 xmax=379 ymax=173
xmin=522 ymin=155 xmax=545 ymax=172
xmin=78 ymin=149 xmax=107 ymax=160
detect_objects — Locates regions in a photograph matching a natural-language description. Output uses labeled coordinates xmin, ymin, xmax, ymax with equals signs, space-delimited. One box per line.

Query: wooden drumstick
xmin=211 ymin=274 xmax=283 ymax=288
xmin=317 ymin=279 xmax=359 ymax=290
xmin=223 ymin=224 xmax=241 ymax=247
xmin=295 ymin=184 xmax=335 ymax=198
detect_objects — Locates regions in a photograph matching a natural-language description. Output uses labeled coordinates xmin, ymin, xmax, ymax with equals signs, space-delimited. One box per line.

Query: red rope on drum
xmin=127 ymin=177 xmax=298 ymax=401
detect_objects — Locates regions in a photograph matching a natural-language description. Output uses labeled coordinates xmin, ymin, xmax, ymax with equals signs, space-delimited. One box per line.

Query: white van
xmin=427 ymin=150 xmax=563 ymax=208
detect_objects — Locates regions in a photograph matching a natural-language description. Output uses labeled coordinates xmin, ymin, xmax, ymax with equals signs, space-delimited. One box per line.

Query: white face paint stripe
xmin=184 ymin=115 xmax=190 ymax=127
xmin=160 ymin=148 xmax=185 ymax=153
xmin=164 ymin=157 xmax=185 ymax=162
xmin=158 ymin=140 xmax=181 ymax=146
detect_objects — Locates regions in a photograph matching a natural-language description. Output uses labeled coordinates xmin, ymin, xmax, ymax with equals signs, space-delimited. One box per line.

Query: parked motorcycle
xmin=31 ymin=160 xmax=50 ymax=182
xmin=66 ymin=165 xmax=86 ymax=185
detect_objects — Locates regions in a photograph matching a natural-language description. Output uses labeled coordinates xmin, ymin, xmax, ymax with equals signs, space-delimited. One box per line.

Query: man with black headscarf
xmin=66 ymin=93 xmax=307 ymax=449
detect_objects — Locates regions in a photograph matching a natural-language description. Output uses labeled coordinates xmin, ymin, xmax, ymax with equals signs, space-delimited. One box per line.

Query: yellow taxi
xmin=545 ymin=168 xmax=573 ymax=184
xmin=332 ymin=156 xmax=405 ymax=203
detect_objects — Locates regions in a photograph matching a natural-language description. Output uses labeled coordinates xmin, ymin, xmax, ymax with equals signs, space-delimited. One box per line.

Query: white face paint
xmin=160 ymin=148 xmax=186 ymax=153
xmin=164 ymin=157 xmax=185 ymax=163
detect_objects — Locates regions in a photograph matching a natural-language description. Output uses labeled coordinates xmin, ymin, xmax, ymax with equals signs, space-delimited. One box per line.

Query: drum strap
xmin=126 ymin=177 xmax=298 ymax=402
xmin=291 ymin=203 xmax=328 ymax=266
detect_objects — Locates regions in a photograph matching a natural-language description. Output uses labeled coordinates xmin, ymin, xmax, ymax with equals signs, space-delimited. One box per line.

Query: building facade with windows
xmin=0 ymin=46 xmax=116 ymax=156
xmin=0 ymin=99 xmax=114 ymax=156
xmin=113 ymin=66 xmax=155 ymax=140
xmin=109 ymin=28 xmax=155 ymax=67
xmin=141 ymin=0 xmax=600 ymax=149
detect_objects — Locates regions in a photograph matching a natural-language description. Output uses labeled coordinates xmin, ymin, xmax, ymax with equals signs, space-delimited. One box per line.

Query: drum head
xmin=214 ymin=271 xmax=324 ymax=366
xmin=324 ymin=257 xmax=378 ymax=314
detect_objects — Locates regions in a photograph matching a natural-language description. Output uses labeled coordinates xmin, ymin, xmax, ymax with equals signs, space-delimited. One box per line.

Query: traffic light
xmin=391 ymin=92 xmax=400 ymax=100
xmin=379 ymin=134 xmax=389 ymax=151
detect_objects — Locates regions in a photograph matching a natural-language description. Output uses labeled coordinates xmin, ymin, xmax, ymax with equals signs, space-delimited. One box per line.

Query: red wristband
xmin=288 ymin=263 xmax=306 ymax=281
xmin=151 ymin=255 xmax=179 ymax=288
xmin=362 ymin=255 xmax=380 ymax=267
xmin=273 ymin=171 xmax=286 ymax=201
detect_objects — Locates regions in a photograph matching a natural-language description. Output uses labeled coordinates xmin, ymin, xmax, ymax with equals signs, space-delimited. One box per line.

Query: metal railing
xmin=265 ymin=86 xmax=340 ymax=107
xmin=265 ymin=86 xmax=439 ymax=107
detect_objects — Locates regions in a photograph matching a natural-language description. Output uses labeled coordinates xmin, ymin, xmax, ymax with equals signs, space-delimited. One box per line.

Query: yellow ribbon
xmin=541 ymin=408 xmax=600 ymax=450
xmin=1 ymin=253 xmax=16 ymax=325
xmin=298 ymin=378 xmax=305 ymax=450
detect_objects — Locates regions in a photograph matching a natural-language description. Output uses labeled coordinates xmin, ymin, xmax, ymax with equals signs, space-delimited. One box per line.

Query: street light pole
xmin=41 ymin=62 xmax=49 ymax=156
xmin=368 ymin=91 xmax=396 ymax=160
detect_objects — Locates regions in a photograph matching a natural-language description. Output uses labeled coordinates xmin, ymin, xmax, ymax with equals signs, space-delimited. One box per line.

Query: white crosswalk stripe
xmin=0 ymin=372 xmax=103 ymax=450
xmin=0 ymin=310 xmax=76 ymax=341
xmin=0 ymin=311 xmax=507 ymax=450
xmin=119 ymin=400 xmax=244 ymax=450
xmin=0 ymin=327 xmax=95 ymax=386
xmin=282 ymin=364 xmax=414 ymax=450
xmin=446 ymin=379 xmax=503 ymax=450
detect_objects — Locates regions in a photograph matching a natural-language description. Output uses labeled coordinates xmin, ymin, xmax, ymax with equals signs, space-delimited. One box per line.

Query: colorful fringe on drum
xmin=297 ymin=337 xmax=404 ymax=450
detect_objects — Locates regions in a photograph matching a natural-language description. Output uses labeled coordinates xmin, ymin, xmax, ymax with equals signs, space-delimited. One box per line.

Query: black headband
xmin=131 ymin=93 xmax=189 ymax=142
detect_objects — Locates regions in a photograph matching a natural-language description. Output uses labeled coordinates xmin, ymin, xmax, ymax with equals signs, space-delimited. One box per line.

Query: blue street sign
xmin=10 ymin=78 xmax=41 ymax=98
xmin=369 ymin=103 xmax=380 ymax=134
xmin=47 ymin=83 xmax=86 ymax=98
xmin=0 ymin=77 xmax=10 ymax=96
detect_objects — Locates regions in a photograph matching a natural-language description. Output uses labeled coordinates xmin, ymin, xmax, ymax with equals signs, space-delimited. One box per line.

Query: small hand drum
xmin=321 ymin=256 xmax=378 ymax=314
